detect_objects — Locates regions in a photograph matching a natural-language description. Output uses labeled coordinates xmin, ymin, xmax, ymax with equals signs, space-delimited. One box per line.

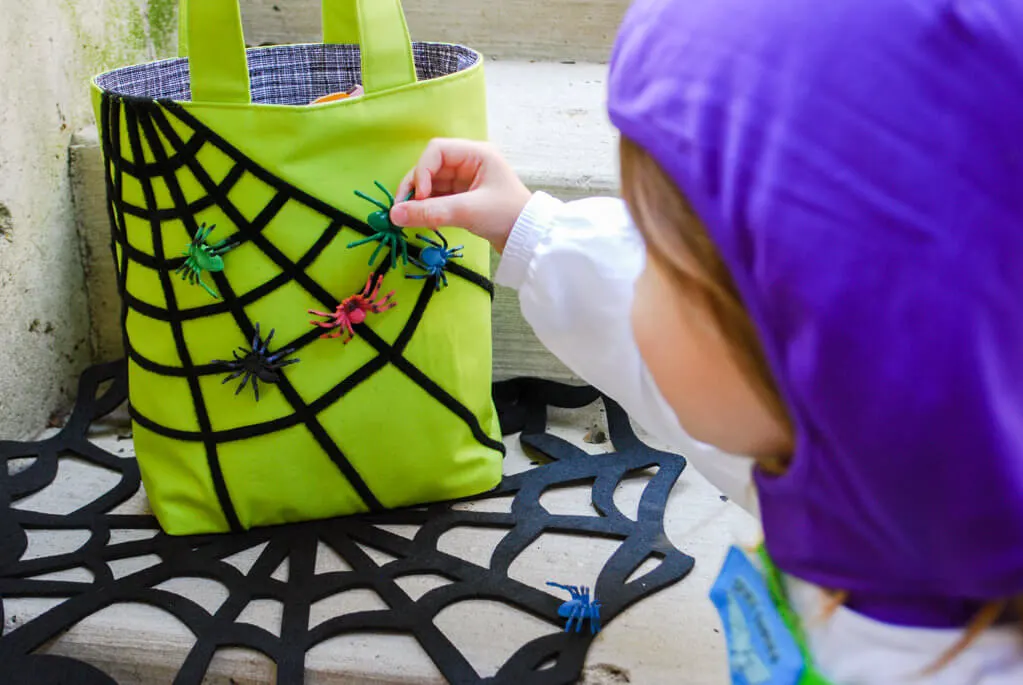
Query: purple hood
xmin=608 ymin=0 xmax=1023 ymax=625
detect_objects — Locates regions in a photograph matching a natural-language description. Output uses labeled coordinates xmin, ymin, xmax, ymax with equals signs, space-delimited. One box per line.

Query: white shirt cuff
xmin=494 ymin=191 xmax=563 ymax=290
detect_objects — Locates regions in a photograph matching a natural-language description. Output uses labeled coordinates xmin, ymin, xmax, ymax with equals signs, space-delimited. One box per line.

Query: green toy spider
xmin=176 ymin=223 xmax=234 ymax=299
xmin=346 ymin=181 xmax=412 ymax=270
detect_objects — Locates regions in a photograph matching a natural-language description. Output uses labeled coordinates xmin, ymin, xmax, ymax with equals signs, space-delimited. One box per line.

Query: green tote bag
xmin=90 ymin=0 xmax=504 ymax=536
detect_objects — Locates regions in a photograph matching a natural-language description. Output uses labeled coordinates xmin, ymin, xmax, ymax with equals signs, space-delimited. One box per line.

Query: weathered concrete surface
xmin=70 ymin=60 xmax=617 ymax=381
xmin=5 ymin=405 xmax=756 ymax=683
xmin=0 ymin=0 xmax=174 ymax=439
xmin=69 ymin=128 xmax=124 ymax=364
xmin=240 ymin=0 xmax=630 ymax=63
xmin=487 ymin=61 xmax=617 ymax=200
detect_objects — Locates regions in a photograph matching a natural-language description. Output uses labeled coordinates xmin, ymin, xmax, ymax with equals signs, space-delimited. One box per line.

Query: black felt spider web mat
xmin=0 ymin=362 xmax=695 ymax=684
xmin=100 ymin=93 xmax=502 ymax=529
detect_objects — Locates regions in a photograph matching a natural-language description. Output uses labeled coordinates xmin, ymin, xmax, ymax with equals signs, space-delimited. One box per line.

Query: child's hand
xmin=390 ymin=139 xmax=532 ymax=253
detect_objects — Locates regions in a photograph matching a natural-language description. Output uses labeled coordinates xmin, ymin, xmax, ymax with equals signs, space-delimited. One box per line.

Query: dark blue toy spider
xmin=211 ymin=324 xmax=299 ymax=401
xmin=547 ymin=582 xmax=602 ymax=634
xmin=407 ymin=231 xmax=463 ymax=290
xmin=347 ymin=181 xmax=412 ymax=270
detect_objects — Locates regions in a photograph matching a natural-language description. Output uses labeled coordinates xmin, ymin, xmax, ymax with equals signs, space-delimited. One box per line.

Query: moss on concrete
xmin=60 ymin=0 xmax=157 ymax=77
xmin=0 ymin=203 xmax=12 ymax=243
xmin=147 ymin=0 xmax=178 ymax=58
xmin=0 ymin=0 xmax=163 ymax=439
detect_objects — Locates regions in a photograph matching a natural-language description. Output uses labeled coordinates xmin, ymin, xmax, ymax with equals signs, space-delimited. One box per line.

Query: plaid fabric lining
xmin=95 ymin=43 xmax=478 ymax=104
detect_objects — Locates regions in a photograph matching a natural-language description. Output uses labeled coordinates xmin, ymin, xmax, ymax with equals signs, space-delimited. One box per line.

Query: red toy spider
xmin=309 ymin=274 xmax=397 ymax=343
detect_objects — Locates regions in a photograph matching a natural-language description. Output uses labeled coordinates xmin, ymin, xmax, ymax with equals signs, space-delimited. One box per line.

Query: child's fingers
xmin=395 ymin=151 xmax=441 ymax=201
xmin=390 ymin=195 xmax=472 ymax=230
xmin=412 ymin=138 xmax=490 ymax=197
xmin=396 ymin=169 xmax=457 ymax=203
xmin=396 ymin=168 xmax=418 ymax=202
xmin=413 ymin=164 xmax=434 ymax=201
xmin=432 ymin=178 xmax=457 ymax=195
xmin=393 ymin=139 xmax=500 ymax=229
xmin=404 ymin=139 xmax=453 ymax=200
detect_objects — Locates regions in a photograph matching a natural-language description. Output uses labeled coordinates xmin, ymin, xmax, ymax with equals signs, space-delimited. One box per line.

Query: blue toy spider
xmin=407 ymin=231 xmax=463 ymax=290
xmin=547 ymin=582 xmax=602 ymax=634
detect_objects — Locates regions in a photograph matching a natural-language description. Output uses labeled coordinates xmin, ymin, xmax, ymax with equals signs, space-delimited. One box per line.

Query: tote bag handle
xmin=177 ymin=0 xmax=417 ymax=104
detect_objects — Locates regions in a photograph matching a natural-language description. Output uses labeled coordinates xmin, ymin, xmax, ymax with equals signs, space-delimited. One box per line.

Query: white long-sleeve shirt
xmin=497 ymin=191 xmax=760 ymax=514
xmin=495 ymin=191 xmax=1023 ymax=685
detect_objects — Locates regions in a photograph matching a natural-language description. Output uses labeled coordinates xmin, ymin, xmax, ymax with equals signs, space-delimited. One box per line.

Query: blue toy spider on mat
xmin=547 ymin=582 xmax=602 ymax=634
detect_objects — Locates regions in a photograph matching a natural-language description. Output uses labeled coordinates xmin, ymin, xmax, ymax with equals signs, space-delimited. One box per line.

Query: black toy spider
xmin=407 ymin=231 xmax=463 ymax=290
xmin=211 ymin=324 xmax=299 ymax=401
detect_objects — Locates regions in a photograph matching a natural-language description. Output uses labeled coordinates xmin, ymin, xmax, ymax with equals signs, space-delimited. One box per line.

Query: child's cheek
xmin=631 ymin=261 xmax=673 ymax=387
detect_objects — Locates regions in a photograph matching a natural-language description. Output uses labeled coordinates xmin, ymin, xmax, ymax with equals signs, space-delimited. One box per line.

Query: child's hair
xmin=618 ymin=135 xmax=791 ymax=476
xmin=617 ymin=134 xmax=1020 ymax=671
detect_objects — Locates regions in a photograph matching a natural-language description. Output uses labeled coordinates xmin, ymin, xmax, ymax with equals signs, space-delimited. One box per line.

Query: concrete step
xmin=241 ymin=0 xmax=629 ymax=63
xmin=487 ymin=60 xmax=616 ymax=200
xmin=70 ymin=60 xmax=616 ymax=379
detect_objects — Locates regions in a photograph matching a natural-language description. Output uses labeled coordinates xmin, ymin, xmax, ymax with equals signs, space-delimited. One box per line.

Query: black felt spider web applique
xmin=0 ymin=362 xmax=694 ymax=684
xmin=99 ymin=93 xmax=502 ymax=531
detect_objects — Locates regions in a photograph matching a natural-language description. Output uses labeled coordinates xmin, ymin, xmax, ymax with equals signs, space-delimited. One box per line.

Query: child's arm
xmin=499 ymin=191 xmax=685 ymax=440
xmin=391 ymin=140 xmax=756 ymax=512
xmin=498 ymin=191 xmax=756 ymax=512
